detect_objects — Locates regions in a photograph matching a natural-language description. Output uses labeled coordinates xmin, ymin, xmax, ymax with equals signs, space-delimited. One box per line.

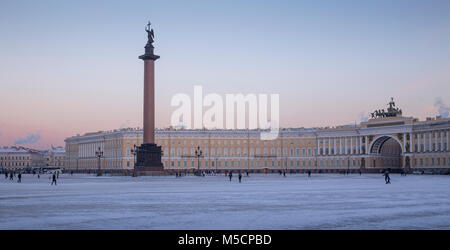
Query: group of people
xmin=227 ymin=171 xmax=243 ymax=183
xmin=225 ymin=171 xmax=250 ymax=183
xmin=4 ymin=172 xmax=22 ymax=183
xmin=3 ymin=171 xmax=59 ymax=185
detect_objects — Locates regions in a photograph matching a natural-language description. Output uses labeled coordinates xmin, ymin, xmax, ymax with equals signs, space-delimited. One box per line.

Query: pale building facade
xmin=44 ymin=146 xmax=66 ymax=167
xmin=64 ymin=115 xmax=450 ymax=173
xmin=0 ymin=147 xmax=45 ymax=170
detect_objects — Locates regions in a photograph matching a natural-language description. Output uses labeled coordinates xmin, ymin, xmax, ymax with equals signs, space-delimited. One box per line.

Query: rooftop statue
xmin=371 ymin=98 xmax=403 ymax=119
xmin=145 ymin=21 xmax=155 ymax=45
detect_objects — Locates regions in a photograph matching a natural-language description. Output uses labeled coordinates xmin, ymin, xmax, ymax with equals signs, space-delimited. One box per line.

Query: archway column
xmin=402 ymin=133 xmax=406 ymax=153
xmin=364 ymin=136 xmax=368 ymax=155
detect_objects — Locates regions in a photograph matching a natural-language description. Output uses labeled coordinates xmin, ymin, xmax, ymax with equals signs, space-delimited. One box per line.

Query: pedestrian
xmin=38 ymin=173 xmax=40 ymax=179
xmin=308 ymin=171 xmax=311 ymax=177
xmin=359 ymin=170 xmax=362 ymax=176
xmin=238 ymin=172 xmax=242 ymax=183
xmin=283 ymin=171 xmax=286 ymax=177
xmin=384 ymin=171 xmax=391 ymax=184
xmin=17 ymin=173 xmax=22 ymax=183
xmin=246 ymin=171 xmax=249 ymax=177
xmin=51 ymin=173 xmax=57 ymax=185
xmin=56 ymin=171 xmax=59 ymax=179
xmin=228 ymin=172 xmax=232 ymax=181
xmin=4 ymin=172 xmax=8 ymax=179
xmin=9 ymin=172 xmax=13 ymax=181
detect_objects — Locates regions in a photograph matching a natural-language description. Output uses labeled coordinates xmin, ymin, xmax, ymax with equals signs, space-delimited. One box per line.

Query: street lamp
xmin=95 ymin=147 xmax=103 ymax=176
xmin=195 ymin=146 xmax=203 ymax=176
xmin=131 ymin=144 xmax=137 ymax=168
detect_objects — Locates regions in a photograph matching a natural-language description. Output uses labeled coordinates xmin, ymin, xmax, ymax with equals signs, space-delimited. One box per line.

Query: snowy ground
xmin=1 ymin=173 xmax=450 ymax=229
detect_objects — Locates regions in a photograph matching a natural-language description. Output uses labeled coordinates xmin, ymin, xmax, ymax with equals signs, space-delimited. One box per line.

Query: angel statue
xmin=145 ymin=21 xmax=155 ymax=44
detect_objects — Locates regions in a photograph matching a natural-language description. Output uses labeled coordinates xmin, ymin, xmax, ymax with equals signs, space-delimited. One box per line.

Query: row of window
xmin=0 ymin=156 xmax=30 ymax=160
xmin=163 ymin=159 xmax=364 ymax=168
xmin=157 ymin=147 xmax=317 ymax=157
xmin=0 ymin=162 xmax=29 ymax=167
xmin=413 ymin=157 xmax=448 ymax=167
xmin=156 ymin=138 xmax=316 ymax=147
xmin=414 ymin=143 xmax=448 ymax=152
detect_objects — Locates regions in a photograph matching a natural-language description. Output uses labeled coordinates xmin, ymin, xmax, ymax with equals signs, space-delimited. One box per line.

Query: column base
xmin=134 ymin=143 xmax=164 ymax=172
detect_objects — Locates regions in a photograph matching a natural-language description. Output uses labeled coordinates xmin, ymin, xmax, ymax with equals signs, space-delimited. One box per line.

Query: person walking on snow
xmin=384 ymin=171 xmax=391 ymax=184
xmin=238 ymin=172 xmax=242 ymax=183
xmin=228 ymin=172 xmax=232 ymax=181
xmin=17 ymin=173 xmax=22 ymax=183
xmin=51 ymin=173 xmax=57 ymax=185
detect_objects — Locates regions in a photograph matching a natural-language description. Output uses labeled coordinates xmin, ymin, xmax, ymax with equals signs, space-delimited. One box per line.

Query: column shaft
xmin=143 ymin=60 xmax=155 ymax=144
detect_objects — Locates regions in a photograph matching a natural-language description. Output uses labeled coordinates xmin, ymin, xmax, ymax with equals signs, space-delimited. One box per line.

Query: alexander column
xmin=134 ymin=21 xmax=164 ymax=175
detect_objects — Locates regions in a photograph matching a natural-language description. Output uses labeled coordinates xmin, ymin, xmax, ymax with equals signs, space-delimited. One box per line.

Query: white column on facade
xmin=339 ymin=138 xmax=342 ymax=154
xmin=429 ymin=132 xmax=432 ymax=152
xmin=317 ymin=139 xmax=321 ymax=156
xmin=402 ymin=133 xmax=406 ymax=154
xmin=359 ymin=136 xmax=362 ymax=154
xmin=422 ymin=133 xmax=427 ymax=153
xmin=409 ymin=133 xmax=413 ymax=153
xmin=328 ymin=138 xmax=331 ymax=156
xmin=434 ymin=132 xmax=437 ymax=152
xmin=445 ymin=130 xmax=448 ymax=151
xmin=423 ymin=133 xmax=426 ymax=152
xmin=323 ymin=138 xmax=326 ymax=156
xmin=364 ymin=136 xmax=368 ymax=155
xmin=344 ymin=137 xmax=348 ymax=155
xmin=424 ymin=132 xmax=427 ymax=152
xmin=334 ymin=138 xmax=337 ymax=155
xmin=440 ymin=131 xmax=443 ymax=151
xmin=418 ymin=133 xmax=421 ymax=152
xmin=417 ymin=133 xmax=422 ymax=153
xmin=350 ymin=136 xmax=353 ymax=155
xmin=420 ymin=133 xmax=424 ymax=152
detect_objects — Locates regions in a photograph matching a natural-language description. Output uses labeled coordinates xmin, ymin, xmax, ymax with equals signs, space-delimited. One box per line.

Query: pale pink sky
xmin=0 ymin=0 xmax=449 ymax=149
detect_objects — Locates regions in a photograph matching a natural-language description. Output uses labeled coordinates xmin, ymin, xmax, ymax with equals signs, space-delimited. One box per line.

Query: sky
xmin=0 ymin=0 xmax=449 ymax=149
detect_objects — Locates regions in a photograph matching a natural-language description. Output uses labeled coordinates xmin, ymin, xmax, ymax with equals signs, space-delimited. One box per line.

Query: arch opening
xmin=370 ymin=136 xmax=403 ymax=169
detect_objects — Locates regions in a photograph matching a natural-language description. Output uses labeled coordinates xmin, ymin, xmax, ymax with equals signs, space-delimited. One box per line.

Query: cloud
xmin=434 ymin=97 xmax=449 ymax=118
xmin=119 ymin=120 xmax=131 ymax=129
xmin=14 ymin=133 xmax=41 ymax=145
xmin=0 ymin=131 xmax=2 ymax=137
xmin=357 ymin=111 xmax=369 ymax=122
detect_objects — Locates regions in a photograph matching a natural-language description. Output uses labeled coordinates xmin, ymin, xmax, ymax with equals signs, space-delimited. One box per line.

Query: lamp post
xmin=130 ymin=144 xmax=138 ymax=177
xmin=131 ymin=144 xmax=137 ymax=168
xmin=95 ymin=147 xmax=103 ymax=176
xmin=195 ymin=146 xmax=203 ymax=176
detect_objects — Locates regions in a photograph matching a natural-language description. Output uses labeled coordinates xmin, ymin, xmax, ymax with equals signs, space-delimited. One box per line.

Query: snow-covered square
xmin=1 ymin=173 xmax=450 ymax=229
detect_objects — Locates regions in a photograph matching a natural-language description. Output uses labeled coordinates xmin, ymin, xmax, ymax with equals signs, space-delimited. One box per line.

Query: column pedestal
xmin=134 ymin=143 xmax=164 ymax=175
